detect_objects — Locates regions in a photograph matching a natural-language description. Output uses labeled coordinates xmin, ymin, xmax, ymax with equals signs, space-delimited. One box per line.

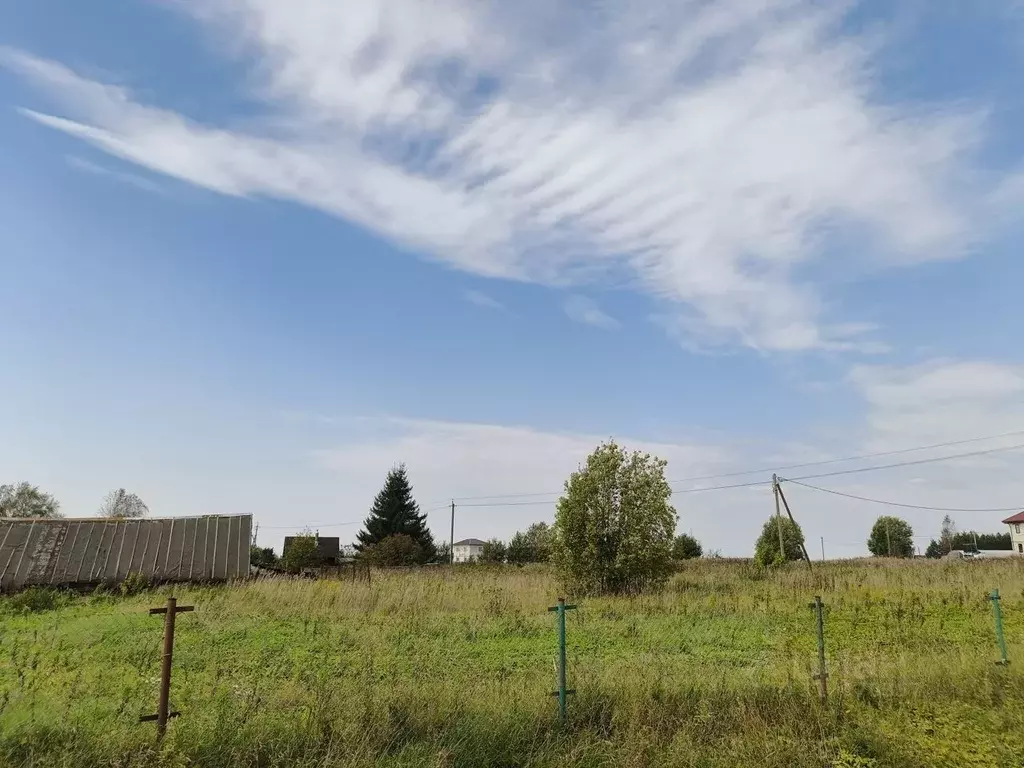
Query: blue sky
xmin=2 ymin=1 xmax=1024 ymax=556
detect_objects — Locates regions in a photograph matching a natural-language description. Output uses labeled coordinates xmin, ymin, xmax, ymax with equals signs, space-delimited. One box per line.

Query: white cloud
xmin=563 ymin=295 xmax=619 ymax=329
xmin=65 ymin=155 xmax=166 ymax=195
xmin=850 ymin=360 xmax=1024 ymax=445
xmin=774 ymin=359 xmax=1024 ymax=551
xmin=311 ymin=416 xmax=748 ymax=546
xmin=464 ymin=289 xmax=504 ymax=311
xmin=0 ymin=1 xmax=999 ymax=350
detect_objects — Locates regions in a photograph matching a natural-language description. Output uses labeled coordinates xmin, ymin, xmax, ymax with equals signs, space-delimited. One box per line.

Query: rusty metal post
xmin=142 ymin=596 xmax=194 ymax=737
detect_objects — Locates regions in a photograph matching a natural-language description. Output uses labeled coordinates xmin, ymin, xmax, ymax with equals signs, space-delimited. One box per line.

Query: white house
xmin=1003 ymin=512 xmax=1024 ymax=554
xmin=453 ymin=538 xmax=486 ymax=563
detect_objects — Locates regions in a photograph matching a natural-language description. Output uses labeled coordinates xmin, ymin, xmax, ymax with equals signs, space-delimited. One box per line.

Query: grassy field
xmin=0 ymin=559 xmax=1021 ymax=767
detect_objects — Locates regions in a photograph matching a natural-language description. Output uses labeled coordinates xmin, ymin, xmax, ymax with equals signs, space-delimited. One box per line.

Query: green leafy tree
xmin=435 ymin=541 xmax=451 ymax=564
xmin=672 ymin=533 xmax=703 ymax=560
xmin=250 ymin=546 xmax=278 ymax=569
xmin=754 ymin=516 xmax=805 ymax=567
xmin=939 ymin=515 xmax=957 ymax=555
xmin=99 ymin=488 xmax=149 ymax=518
xmin=362 ymin=534 xmax=423 ymax=566
xmin=480 ymin=539 xmax=507 ymax=563
xmin=867 ymin=515 xmax=914 ymax=558
xmin=553 ymin=441 xmax=677 ymax=594
xmin=525 ymin=522 xmax=553 ymax=561
xmin=506 ymin=531 xmax=531 ymax=565
xmin=281 ymin=533 xmax=320 ymax=573
xmin=0 ymin=482 xmax=61 ymax=518
xmin=506 ymin=522 xmax=554 ymax=564
xmin=925 ymin=539 xmax=942 ymax=559
xmin=356 ymin=464 xmax=436 ymax=563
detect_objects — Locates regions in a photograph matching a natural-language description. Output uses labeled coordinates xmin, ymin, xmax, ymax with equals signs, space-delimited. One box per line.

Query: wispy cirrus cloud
xmin=65 ymin=155 xmax=165 ymax=195
xmin=563 ymin=295 xmax=619 ymax=329
xmin=464 ymin=290 xmax=505 ymax=311
xmin=0 ymin=1 xmax=1006 ymax=350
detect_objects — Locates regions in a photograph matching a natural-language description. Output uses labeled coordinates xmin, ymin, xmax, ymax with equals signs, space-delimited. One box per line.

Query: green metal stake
xmin=809 ymin=595 xmax=828 ymax=703
xmin=548 ymin=597 xmax=577 ymax=723
xmin=990 ymin=589 xmax=1009 ymax=665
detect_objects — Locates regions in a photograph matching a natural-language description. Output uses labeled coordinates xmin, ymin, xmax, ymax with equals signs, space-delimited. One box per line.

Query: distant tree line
xmin=0 ymin=482 xmax=150 ymax=519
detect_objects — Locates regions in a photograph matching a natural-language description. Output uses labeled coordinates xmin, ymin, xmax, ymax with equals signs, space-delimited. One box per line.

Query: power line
xmin=258 ymin=520 xmax=363 ymax=530
xmin=781 ymin=441 xmax=1024 ymax=482
xmin=457 ymin=478 xmax=769 ymax=507
xmin=449 ymin=429 xmax=1024 ymax=502
xmin=782 ymin=479 xmax=1023 ymax=513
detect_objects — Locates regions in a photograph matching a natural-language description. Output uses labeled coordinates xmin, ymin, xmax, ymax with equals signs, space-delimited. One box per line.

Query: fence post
xmin=809 ymin=595 xmax=828 ymax=703
xmin=548 ymin=597 xmax=577 ymax=724
xmin=141 ymin=596 xmax=194 ymax=737
xmin=989 ymin=589 xmax=1009 ymax=665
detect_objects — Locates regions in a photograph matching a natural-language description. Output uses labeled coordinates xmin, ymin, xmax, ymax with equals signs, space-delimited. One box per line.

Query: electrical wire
xmin=257 ymin=437 xmax=1024 ymax=526
xmin=781 ymin=441 xmax=1024 ymax=482
xmin=456 ymin=478 xmax=769 ymax=507
xmin=780 ymin=479 xmax=1023 ymax=513
xmin=257 ymin=520 xmax=363 ymax=529
xmin=448 ymin=429 xmax=1024 ymax=502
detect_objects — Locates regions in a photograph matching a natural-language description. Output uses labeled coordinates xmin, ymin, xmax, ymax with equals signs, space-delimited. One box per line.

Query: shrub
xmin=119 ymin=572 xmax=150 ymax=596
xmin=2 ymin=587 xmax=69 ymax=614
xmin=250 ymin=546 xmax=279 ymax=569
xmin=867 ymin=516 xmax=914 ymax=558
xmin=553 ymin=441 xmax=676 ymax=594
xmin=480 ymin=539 xmax=507 ymax=563
xmin=672 ymin=533 xmax=703 ymax=561
xmin=281 ymin=534 xmax=320 ymax=573
xmin=362 ymin=534 xmax=423 ymax=566
xmin=754 ymin=516 xmax=805 ymax=566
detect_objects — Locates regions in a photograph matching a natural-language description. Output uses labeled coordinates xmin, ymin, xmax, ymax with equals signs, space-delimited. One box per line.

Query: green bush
xmin=754 ymin=516 xmax=805 ymax=566
xmin=1 ymin=587 xmax=70 ymax=614
xmin=119 ymin=572 xmax=150 ymax=596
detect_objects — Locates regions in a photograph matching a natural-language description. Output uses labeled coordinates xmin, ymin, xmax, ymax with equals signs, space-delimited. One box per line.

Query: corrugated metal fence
xmin=0 ymin=514 xmax=251 ymax=592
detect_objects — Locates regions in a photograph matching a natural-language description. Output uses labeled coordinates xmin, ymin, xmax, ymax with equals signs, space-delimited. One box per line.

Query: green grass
xmin=1 ymin=559 xmax=1022 ymax=767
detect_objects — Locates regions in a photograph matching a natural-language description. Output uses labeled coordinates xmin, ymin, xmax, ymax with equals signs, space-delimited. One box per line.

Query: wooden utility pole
xmin=141 ymin=597 xmax=194 ymax=738
xmin=820 ymin=536 xmax=825 ymax=562
xmin=775 ymin=480 xmax=813 ymax=569
xmin=449 ymin=500 xmax=455 ymax=565
xmin=773 ymin=474 xmax=786 ymax=558
xmin=886 ymin=521 xmax=892 ymax=556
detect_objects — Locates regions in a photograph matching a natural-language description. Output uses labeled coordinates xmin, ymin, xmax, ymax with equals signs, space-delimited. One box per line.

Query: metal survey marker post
xmin=548 ymin=597 xmax=577 ymax=723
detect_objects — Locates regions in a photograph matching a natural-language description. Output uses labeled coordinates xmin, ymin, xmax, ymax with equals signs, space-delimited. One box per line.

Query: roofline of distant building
xmin=1 ymin=512 xmax=251 ymax=523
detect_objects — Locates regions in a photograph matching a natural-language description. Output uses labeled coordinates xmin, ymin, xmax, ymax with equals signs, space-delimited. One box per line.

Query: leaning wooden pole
xmin=776 ymin=480 xmax=813 ymax=570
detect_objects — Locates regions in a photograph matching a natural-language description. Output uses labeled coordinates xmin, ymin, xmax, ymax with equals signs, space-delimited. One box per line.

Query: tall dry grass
xmin=0 ymin=558 xmax=1021 ymax=767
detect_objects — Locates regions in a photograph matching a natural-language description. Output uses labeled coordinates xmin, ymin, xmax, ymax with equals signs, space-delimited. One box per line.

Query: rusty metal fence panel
xmin=0 ymin=514 xmax=251 ymax=592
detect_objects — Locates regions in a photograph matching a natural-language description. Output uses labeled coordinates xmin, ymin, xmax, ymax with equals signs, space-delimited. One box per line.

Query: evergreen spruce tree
xmin=356 ymin=464 xmax=436 ymax=562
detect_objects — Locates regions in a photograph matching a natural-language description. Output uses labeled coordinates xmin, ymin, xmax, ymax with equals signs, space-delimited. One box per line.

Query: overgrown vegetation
xmin=867 ymin=516 xmax=914 ymax=558
xmin=672 ymin=532 xmax=703 ymax=561
xmin=0 ymin=559 xmax=1021 ymax=767
xmin=280 ymin=533 xmax=320 ymax=573
xmin=507 ymin=522 xmax=554 ymax=565
xmin=362 ymin=533 xmax=423 ymax=566
xmin=754 ymin=514 xmax=806 ymax=566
